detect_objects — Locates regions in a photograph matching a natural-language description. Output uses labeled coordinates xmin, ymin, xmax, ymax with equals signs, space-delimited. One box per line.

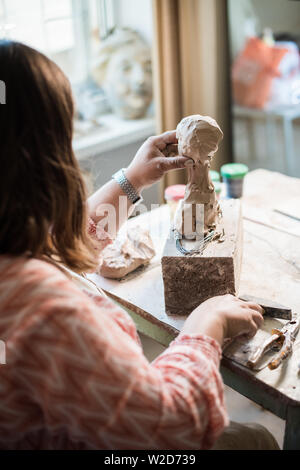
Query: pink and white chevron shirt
xmin=0 ymin=219 xmax=228 ymax=449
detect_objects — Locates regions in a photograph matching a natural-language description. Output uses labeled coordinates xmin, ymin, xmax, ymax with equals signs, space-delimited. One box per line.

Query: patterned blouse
xmin=0 ymin=218 xmax=228 ymax=449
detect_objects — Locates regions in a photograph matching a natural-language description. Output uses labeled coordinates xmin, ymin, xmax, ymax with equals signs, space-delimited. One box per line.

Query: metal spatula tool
xmin=239 ymin=294 xmax=292 ymax=320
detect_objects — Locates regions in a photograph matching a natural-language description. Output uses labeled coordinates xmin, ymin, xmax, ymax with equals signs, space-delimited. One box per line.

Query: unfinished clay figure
xmin=98 ymin=226 xmax=155 ymax=279
xmin=174 ymin=115 xmax=223 ymax=239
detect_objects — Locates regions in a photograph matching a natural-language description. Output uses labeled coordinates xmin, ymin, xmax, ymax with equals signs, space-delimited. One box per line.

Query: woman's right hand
xmin=181 ymin=294 xmax=264 ymax=346
xmin=126 ymin=131 xmax=191 ymax=191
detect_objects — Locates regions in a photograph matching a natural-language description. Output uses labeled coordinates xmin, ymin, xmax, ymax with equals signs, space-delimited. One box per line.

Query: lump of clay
xmin=98 ymin=226 xmax=155 ymax=279
xmin=174 ymin=115 xmax=223 ymax=239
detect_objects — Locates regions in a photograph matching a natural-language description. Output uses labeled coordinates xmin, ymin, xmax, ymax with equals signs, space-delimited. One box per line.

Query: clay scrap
xmin=98 ymin=226 xmax=155 ymax=279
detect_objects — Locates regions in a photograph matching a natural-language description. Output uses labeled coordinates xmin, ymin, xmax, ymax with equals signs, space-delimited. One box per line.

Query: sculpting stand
xmin=161 ymin=199 xmax=243 ymax=316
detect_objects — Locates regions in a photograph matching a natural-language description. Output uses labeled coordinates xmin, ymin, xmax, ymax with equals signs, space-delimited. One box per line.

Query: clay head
xmin=92 ymin=28 xmax=153 ymax=119
xmin=176 ymin=115 xmax=223 ymax=162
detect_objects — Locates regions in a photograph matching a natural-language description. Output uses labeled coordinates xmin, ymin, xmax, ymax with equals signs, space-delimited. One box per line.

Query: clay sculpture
xmin=174 ymin=115 xmax=223 ymax=239
xmin=161 ymin=114 xmax=243 ymax=316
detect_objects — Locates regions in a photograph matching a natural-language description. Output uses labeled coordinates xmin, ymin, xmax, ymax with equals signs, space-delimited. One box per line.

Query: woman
xmin=0 ymin=41 xmax=278 ymax=450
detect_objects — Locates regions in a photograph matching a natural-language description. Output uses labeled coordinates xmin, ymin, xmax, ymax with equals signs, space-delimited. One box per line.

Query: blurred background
xmin=228 ymin=0 xmax=300 ymax=178
xmin=1 ymin=1 xmax=298 ymax=446
xmin=1 ymin=0 xmax=299 ymax=206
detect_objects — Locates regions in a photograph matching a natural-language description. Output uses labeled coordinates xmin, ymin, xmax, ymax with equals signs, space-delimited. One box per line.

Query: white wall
xmin=228 ymin=0 xmax=300 ymax=59
xmin=251 ymin=0 xmax=300 ymax=37
xmin=113 ymin=0 xmax=153 ymax=44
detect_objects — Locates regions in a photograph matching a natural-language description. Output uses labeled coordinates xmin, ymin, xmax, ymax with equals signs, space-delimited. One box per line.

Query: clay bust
xmin=92 ymin=28 xmax=153 ymax=119
xmin=174 ymin=115 xmax=223 ymax=239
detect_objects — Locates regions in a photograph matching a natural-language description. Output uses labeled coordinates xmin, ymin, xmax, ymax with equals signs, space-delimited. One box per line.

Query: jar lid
xmin=210 ymin=170 xmax=220 ymax=182
xmin=221 ymin=163 xmax=249 ymax=179
xmin=164 ymin=184 xmax=186 ymax=201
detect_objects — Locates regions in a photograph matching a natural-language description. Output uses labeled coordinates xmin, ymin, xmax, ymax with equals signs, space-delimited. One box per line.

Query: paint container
xmin=210 ymin=171 xmax=221 ymax=199
xmin=164 ymin=184 xmax=186 ymax=218
xmin=220 ymin=163 xmax=249 ymax=199
xmin=213 ymin=181 xmax=222 ymax=200
xmin=210 ymin=170 xmax=220 ymax=182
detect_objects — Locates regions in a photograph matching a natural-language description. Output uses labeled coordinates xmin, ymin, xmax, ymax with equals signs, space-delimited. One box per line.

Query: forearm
xmin=181 ymin=310 xmax=225 ymax=347
xmin=150 ymin=335 xmax=228 ymax=449
xmin=87 ymin=168 xmax=143 ymax=232
xmin=87 ymin=131 xmax=189 ymax=232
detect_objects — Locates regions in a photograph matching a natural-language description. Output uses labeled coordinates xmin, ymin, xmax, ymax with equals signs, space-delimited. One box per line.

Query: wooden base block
xmin=161 ymin=199 xmax=243 ymax=315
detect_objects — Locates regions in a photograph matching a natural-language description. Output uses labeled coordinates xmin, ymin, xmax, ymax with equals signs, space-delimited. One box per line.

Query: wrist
xmin=182 ymin=311 xmax=225 ymax=346
xmin=125 ymin=166 xmax=144 ymax=194
xmin=202 ymin=315 xmax=226 ymax=346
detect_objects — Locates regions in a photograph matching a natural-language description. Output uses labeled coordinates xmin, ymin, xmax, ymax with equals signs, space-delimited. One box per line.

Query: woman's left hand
xmin=125 ymin=131 xmax=192 ymax=192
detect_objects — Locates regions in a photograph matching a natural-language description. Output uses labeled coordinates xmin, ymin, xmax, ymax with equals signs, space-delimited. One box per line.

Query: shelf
xmin=73 ymin=114 xmax=156 ymax=161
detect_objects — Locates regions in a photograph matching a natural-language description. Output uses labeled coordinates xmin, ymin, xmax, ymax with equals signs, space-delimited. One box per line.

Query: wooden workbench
xmin=89 ymin=169 xmax=300 ymax=450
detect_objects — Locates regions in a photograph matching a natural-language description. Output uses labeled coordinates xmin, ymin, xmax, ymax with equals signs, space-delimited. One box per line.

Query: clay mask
xmin=92 ymin=28 xmax=153 ymax=120
xmin=104 ymin=45 xmax=152 ymax=119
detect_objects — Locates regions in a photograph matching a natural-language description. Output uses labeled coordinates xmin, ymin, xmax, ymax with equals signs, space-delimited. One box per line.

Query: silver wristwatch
xmin=112 ymin=168 xmax=143 ymax=205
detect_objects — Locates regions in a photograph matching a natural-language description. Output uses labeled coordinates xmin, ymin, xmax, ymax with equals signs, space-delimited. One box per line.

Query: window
xmin=0 ymin=0 xmax=115 ymax=86
xmin=0 ymin=0 xmax=155 ymax=148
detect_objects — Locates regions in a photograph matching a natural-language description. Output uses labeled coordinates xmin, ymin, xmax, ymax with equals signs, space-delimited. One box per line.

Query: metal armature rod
xmin=175 ymin=230 xmax=216 ymax=256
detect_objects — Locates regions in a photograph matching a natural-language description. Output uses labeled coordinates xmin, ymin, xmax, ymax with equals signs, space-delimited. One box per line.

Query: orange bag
xmin=232 ymin=37 xmax=288 ymax=108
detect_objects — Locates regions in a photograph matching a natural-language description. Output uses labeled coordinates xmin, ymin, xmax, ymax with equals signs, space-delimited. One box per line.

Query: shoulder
xmin=0 ymin=256 xmax=101 ymax=328
xmin=0 ymin=255 xmax=74 ymax=298
xmin=0 ymin=257 xmax=86 ymax=331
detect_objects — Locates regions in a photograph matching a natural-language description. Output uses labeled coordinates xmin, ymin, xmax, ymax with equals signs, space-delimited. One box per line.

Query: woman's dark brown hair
xmin=0 ymin=40 xmax=97 ymax=273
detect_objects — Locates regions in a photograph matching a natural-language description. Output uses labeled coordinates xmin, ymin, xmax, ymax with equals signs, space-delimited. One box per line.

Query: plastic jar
xmin=164 ymin=184 xmax=186 ymax=218
xmin=210 ymin=170 xmax=220 ymax=182
xmin=220 ymin=163 xmax=249 ymax=198
xmin=213 ymin=181 xmax=222 ymax=200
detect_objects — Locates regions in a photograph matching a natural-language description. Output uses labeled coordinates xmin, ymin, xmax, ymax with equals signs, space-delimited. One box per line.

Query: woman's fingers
xmin=153 ymin=131 xmax=178 ymax=150
xmin=161 ymin=143 xmax=179 ymax=157
xmin=236 ymin=298 xmax=264 ymax=338
xmin=251 ymin=310 xmax=264 ymax=328
xmin=246 ymin=320 xmax=259 ymax=339
xmin=243 ymin=301 xmax=265 ymax=315
xmin=159 ymin=156 xmax=191 ymax=171
xmin=241 ymin=305 xmax=264 ymax=339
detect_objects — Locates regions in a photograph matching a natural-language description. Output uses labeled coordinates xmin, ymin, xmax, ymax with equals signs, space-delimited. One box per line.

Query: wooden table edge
xmin=105 ymin=290 xmax=300 ymax=416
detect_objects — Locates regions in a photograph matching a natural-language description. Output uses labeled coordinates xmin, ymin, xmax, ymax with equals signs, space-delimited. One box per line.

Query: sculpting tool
xmin=239 ymin=294 xmax=292 ymax=320
xmin=268 ymin=317 xmax=300 ymax=370
xmin=247 ymin=330 xmax=284 ymax=369
xmin=247 ymin=314 xmax=300 ymax=370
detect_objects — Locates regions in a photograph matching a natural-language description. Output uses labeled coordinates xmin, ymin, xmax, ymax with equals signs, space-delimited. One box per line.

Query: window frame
xmin=0 ymin=0 xmax=116 ymax=58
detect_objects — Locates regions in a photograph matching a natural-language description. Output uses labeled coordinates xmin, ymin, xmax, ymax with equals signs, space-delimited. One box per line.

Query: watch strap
xmin=112 ymin=169 xmax=142 ymax=205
